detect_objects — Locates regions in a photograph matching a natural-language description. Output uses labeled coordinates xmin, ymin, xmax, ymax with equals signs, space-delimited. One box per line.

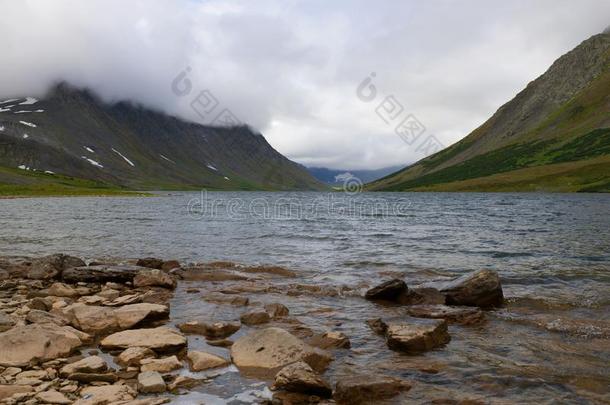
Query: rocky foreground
xmin=0 ymin=254 xmax=503 ymax=404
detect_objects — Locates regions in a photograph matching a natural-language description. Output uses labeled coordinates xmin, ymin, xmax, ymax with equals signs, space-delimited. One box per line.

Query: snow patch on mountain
xmin=207 ymin=164 xmax=217 ymax=171
xmin=84 ymin=146 xmax=95 ymax=153
xmin=19 ymin=97 xmax=38 ymax=105
xmin=19 ymin=121 xmax=37 ymax=128
xmin=81 ymin=156 xmax=103 ymax=168
xmin=112 ymin=148 xmax=135 ymax=167
xmin=160 ymin=154 xmax=175 ymax=164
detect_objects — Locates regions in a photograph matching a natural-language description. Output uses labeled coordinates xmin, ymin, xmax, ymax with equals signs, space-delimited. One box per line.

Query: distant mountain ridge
xmin=308 ymin=165 xmax=404 ymax=185
xmin=369 ymin=30 xmax=610 ymax=192
xmin=0 ymin=83 xmax=326 ymax=191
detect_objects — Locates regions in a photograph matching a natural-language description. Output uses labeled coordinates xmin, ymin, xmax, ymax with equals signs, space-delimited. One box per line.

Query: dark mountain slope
xmin=0 ymin=84 xmax=326 ymax=191
xmin=369 ymin=31 xmax=610 ymax=192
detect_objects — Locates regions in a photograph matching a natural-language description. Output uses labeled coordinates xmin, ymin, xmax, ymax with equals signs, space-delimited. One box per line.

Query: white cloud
xmin=0 ymin=0 xmax=608 ymax=169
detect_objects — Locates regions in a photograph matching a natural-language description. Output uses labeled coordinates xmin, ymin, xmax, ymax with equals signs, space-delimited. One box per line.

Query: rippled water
xmin=1 ymin=192 xmax=609 ymax=403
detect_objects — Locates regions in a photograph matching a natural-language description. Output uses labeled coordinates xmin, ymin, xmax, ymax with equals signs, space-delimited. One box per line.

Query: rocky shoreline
xmin=0 ymin=254 xmax=504 ymax=404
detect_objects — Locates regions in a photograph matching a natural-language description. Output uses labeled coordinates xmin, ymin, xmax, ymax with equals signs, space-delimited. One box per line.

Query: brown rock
xmin=66 ymin=304 xmax=118 ymax=335
xmin=100 ymin=327 xmax=187 ymax=352
xmin=0 ymin=384 xmax=33 ymax=400
xmin=440 ymin=269 xmax=503 ymax=308
xmin=29 ymin=297 xmax=52 ymax=311
xmin=133 ymin=270 xmax=176 ymax=289
xmin=334 ymin=375 xmax=411 ymax=404
xmin=366 ymin=318 xmax=388 ymax=335
xmin=386 ymin=318 xmax=451 ymax=353
xmin=364 ymin=279 xmax=407 ymax=301
xmin=187 ymin=351 xmax=229 ymax=371
xmin=27 ymin=254 xmax=85 ymax=280
xmin=274 ymin=361 xmax=332 ymax=397
xmin=35 ymin=389 xmax=72 ymax=404
xmin=178 ymin=321 xmax=240 ymax=339
xmin=138 ymin=371 xmax=166 ymax=393
xmin=75 ymin=384 xmax=135 ymax=404
xmin=26 ymin=310 xmax=68 ymax=326
xmin=68 ymin=372 xmax=118 ymax=383
xmin=265 ymin=303 xmax=289 ymax=318
xmin=0 ymin=313 xmax=15 ymax=332
xmin=140 ymin=356 xmax=182 ymax=373
xmin=116 ymin=347 xmax=156 ymax=367
xmin=47 ymin=283 xmax=79 ymax=298
xmin=136 ymin=258 xmax=164 ymax=269
xmin=161 ymin=260 xmax=180 ymax=271
xmin=60 ymin=356 xmax=107 ymax=377
xmin=0 ymin=324 xmax=82 ymax=367
xmin=62 ymin=265 xmax=143 ymax=284
xmin=113 ymin=303 xmax=169 ymax=329
xmin=240 ymin=310 xmax=271 ymax=325
xmin=231 ymin=327 xmax=332 ymax=375
xmin=308 ymin=331 xmax=351 ymax=349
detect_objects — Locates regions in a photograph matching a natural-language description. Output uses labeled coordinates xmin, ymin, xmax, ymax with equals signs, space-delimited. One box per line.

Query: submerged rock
xmin=231 ymin=327 xmax=333 ymax=375
xmin=397 ymin=287 xmax=446 ymax=305
xmin=308 ymin=331 xmax=351 ymax=349
xmin=273 ymin=361 xmax=332 ymax=398
xmin=365 ymin=279 xmax=408 ymax=301
xmin=386 ymin=318 xmax=450 ymax=353
xmin=440 ymin=269 xmax=503 ymax=308
xmin=333 ymin=374 xmax=411 ymax=404
xmin=406 ymin=305 xmax=485 ymax=325
xmin=100 ymin=327 xmax=187 ymax=352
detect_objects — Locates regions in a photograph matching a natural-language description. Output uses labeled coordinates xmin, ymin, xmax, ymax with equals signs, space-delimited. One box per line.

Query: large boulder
xmin=113 ymin=303 xmax=169 ymax=329
xmin=62 ymin=265 xmax=144 ymax=283
xmin=397 ymin=287 xmax=446 ymax=305
xmin=26 ymin=309 xmax=69 ymax=326
xmin=274 ymin=361 xmax=332 ymax=398
xmin=46 ymin=282 xmax=80 ymax=298
xmin=0 ymin=384 xmax=33 ymax=400
xmin=386 ymin=318 xmax=450 ymax=353
xmin=26 ymin=254 xmax=85 ymax=280
xmin=64 ymin=303 xmax=169 ymax=335
xmin=440 ymin=269 xmax=503 ymax=308
xmin=187 ymin=351 xmax=229 ymax=371
xmin=100 ymin=327 xmax=187 ymax=353
xmin=365 ymin=279 xmax=407 ymax=301
xmin=0 ymin=324 xmax=82 ymax=367
xmin=333 ymin=375 xmax=411 ymax=404
xmin=231 ymin=327 xmax=332 ymax=375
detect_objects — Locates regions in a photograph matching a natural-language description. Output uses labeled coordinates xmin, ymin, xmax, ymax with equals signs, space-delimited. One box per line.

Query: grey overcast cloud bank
xmin=1 ymin=0 xmax=609 ymax=170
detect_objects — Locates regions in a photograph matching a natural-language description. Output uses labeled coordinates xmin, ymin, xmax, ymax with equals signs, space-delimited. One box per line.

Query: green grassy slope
xmin=0 ymin=166 xmax=143 ymax=197
xmin=369 ymin=32 xmax=610 ymax=192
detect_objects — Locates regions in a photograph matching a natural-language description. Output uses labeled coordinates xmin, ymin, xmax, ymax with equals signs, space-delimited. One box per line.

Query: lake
xmin=1 ymin=192 xmax=609 ymax=403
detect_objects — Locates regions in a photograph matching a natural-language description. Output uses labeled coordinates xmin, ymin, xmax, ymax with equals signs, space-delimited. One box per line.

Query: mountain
xmin=0 ymin=83 xmax=326 ymax=191
xmin=308 ymin=165 xmax=404 ymax=185
xmin=369 ymin=31 xmax=610 ymax=192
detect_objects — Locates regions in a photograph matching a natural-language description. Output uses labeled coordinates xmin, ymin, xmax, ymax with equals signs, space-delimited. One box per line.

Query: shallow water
xmin=1 ymin=192 xmax=609 ymax=403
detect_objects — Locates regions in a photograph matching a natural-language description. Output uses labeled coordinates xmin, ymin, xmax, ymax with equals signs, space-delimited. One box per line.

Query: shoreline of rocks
xmin=0 ymin=254 xmax=504 ymax=404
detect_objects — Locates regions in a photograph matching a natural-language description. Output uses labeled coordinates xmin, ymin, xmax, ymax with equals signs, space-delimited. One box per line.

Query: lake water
xmin=1 ymin=192 xmax=609 ymax=403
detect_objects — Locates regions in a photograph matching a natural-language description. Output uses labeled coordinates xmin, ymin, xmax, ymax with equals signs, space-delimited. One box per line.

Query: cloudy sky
xmin=1 ymin=0 xmax=609 ymax=169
